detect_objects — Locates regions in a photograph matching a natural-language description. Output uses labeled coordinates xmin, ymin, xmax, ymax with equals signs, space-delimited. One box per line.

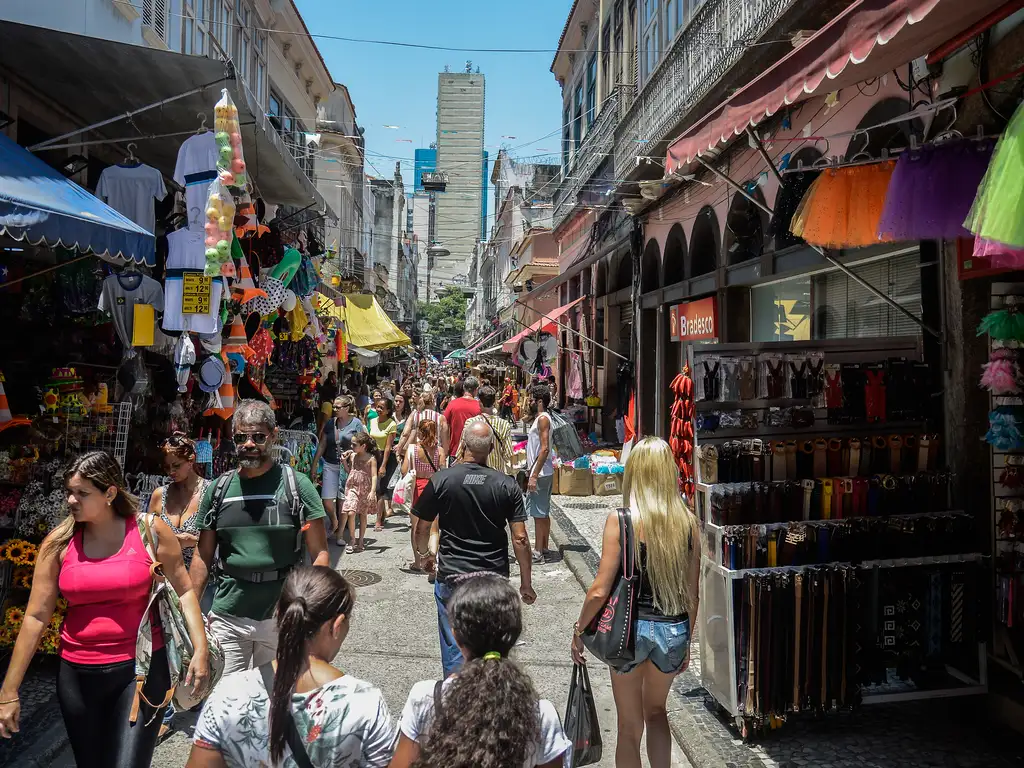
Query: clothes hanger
xmin=120 ymin=142 xmax=140 ymax=167
xmin=846 ymin=129 xmax=873 ymax=163
xmin=196 ymin=113 xmax=209 ymax=134
xmin=811 ymin=138 xmax=831 ymax=169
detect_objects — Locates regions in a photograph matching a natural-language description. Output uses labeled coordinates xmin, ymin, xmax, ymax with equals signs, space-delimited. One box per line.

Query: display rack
xmin=689 ymin=337 xmax=986 ymax=738
xmin=277 ymin=429 xmax=318 ymax=479
xmin=44 ymin=401 xmax=133 ymax=466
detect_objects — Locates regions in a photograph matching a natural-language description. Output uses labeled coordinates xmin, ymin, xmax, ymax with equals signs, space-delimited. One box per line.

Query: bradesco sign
xmin=669 ymin=297 xmax=718 ymax=342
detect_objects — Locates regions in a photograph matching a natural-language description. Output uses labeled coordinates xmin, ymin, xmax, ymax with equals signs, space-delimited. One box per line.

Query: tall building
xmin=481 ymin=151 xmax=489 ymax=240
xmin=434 ymin=70 xmax=485 ymax=287
xmin=413 ymin=148 xmax=437 ymax=192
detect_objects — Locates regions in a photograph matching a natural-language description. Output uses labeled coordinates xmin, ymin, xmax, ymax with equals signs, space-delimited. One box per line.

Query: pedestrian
xmin=316 ymin=370 xmax=339 ymax=430
xmin=312 ymin=395 xmax=367 ymax=546
xmin=341 ymin=431 xmax=377 ymax=553
xmin=412 ymin=420 xmax=536 ymax=678
xmin=389 ymin=574 xmax=570 ymax=768
xmin=570 ymin=437 xmax=700 ymax=768
xmin=369 ymin=397 xmax=398 ymax=532
xmin=147 ymin=432 xmax=212 ymax=740
xmin=400 ymin=418 xmax=442 ymax=574
xmin=394 ymin=392 xmax=411 ymax=443
xmin=456 ymin=385 xmax=514 ymax=474
xmin=0 ymin=451 xmax=211 ymax=767
xmin=187 ymin=566 xmax=396 ymax=768
xmin=500 ymin=376 xmax=517 ymax=422
xmin=443 ymin=375 xmax=481 ymax=466
xmin=526 ymin=383 xmax=554 ymax=564
xmin=396 ymin=389 xmax=448 ymax=458
xmin=190 ymin=400 xmax=330 ymax=677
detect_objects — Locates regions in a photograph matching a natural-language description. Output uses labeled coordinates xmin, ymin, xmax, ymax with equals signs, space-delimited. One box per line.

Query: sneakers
xmin=531 ymin=550 xmax=544 ymax=565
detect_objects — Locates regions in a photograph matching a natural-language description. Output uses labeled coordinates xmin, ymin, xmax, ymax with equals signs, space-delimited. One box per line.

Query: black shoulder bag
xmin=258 ymin=663 xmax=316 ymax=768
xmin=581 ymin=509 xmax=638 ymax=670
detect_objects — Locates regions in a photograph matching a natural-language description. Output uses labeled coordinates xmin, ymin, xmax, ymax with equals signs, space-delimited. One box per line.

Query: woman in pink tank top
xmin=0 ymin=451 xmax=211 ymax=768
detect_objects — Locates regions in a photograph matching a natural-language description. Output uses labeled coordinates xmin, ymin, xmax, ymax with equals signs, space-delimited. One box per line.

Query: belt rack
xmin=687 ymin=337 xmax=987 ymax=739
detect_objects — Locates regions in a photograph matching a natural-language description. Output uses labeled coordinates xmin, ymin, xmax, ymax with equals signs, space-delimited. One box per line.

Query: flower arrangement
xmin=0 ymin=598 xmax=66 ymax=653
xmin=12 ymin=567 xmax=31 ymax=590
xmin=14 ymin=462 xmax=69 ymax=540
xmin=0 ymin=487 xmax=21 ymax=529
xmin=0 ymin=538 xmax=37 ymax=567
xmin=4 ymin=604 xmax=24 ymax=634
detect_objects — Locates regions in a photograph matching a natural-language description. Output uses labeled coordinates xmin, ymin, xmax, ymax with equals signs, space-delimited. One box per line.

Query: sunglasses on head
xmin=233 ymin=432 xmax=270 ymax=446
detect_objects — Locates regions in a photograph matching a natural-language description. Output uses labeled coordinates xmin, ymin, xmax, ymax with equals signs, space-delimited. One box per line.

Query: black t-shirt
xmin=413 ymin=462 xmax=527 ymax=580
xmin=636 ymin=541 xmax=689 ymax=623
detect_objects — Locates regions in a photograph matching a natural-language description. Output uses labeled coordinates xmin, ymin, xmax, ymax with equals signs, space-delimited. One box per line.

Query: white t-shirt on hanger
xmin=162 ymin=228 xmax=225 ymax=334
xmin=173 ymin=132 xmax=219 ymax=231
xmin=95 ymin=163 xmax=167 ymax=234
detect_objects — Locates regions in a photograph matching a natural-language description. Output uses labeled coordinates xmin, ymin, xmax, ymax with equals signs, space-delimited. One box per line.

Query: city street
xmin=51 ymin=511 xmax=687 ymax=768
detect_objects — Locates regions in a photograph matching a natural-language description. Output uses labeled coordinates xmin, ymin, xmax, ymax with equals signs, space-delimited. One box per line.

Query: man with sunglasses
xmin=190 ymin=400 xmax=330 ymax=675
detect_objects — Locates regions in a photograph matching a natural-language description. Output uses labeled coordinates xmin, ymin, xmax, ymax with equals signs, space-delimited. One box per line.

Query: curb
xmin=548 ymin=499 xmax=729 ymax=768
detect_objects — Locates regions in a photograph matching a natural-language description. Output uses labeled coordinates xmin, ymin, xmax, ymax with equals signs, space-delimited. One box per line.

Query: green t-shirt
xmin=196 ymin=464 xmax=326 ymax=620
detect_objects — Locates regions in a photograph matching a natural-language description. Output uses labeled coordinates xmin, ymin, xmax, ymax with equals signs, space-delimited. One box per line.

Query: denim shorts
xmin=617 ymin=618 xmax=691 ymax=675
xmin=526 ymin=474 xmax=553 ymax=518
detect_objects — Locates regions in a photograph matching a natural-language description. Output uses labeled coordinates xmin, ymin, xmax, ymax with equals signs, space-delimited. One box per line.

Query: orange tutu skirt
xmin=790 ymin=161 xmax=896 ymax=248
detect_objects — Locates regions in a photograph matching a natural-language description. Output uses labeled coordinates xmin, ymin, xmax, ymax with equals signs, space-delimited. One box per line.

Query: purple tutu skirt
xmin=877 ymin=139 xmax=994 ymax=241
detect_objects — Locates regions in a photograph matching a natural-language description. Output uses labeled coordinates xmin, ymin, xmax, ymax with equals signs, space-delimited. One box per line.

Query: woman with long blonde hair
xmin=570 ymin=437 xmax=699 ymax=768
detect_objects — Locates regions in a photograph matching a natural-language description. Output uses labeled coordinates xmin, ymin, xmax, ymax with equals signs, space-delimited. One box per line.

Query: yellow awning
xmin=317 ymin=293 xmax=410 ymax=350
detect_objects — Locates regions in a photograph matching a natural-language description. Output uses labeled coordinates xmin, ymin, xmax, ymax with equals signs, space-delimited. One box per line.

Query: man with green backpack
xmin=190 ymin=400 xmax=330 ymax=675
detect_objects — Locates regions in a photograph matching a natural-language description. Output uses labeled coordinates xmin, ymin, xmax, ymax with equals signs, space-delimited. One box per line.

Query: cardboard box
xmin=552 ymin=467 xmax=561 ymax=495
xmin=592 ymin=473 xmax=623 ymax=497
xmin=558 ymin=466 xmax=593 ymax=496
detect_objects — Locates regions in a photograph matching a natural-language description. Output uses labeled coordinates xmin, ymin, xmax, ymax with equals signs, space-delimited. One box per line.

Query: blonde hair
xmin=621 ymin=437 xmax=699 ymax=617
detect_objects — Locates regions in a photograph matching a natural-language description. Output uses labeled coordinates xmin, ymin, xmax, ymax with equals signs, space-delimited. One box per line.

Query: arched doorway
xmin=845 ymin=97 xmax=924 ymax=159
xmin=662 ymin=224 xmax=686 ymax=436
xmin=724 ymin=186 xmax=768 ymax=264
xmin=690 ymin=206 xmax=719 ymax=278
xmin=641 ymin=238 xmax=661 ymax=293
xmin=639 ymin=239 xmax=661 ymax=436
xmin=614 ymin=250 xmax=633 ymax=292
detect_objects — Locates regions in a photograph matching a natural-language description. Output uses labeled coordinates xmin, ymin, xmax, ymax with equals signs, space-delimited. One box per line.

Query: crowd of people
xmin=0 ymin=368 xmax=700 ymax=768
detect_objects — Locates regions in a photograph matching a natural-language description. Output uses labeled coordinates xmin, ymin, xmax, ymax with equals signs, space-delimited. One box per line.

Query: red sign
xmin=670 ymin=297 xmax=718 ymax=342
xmin=956 ymin=237 xmax=1013 ymax=281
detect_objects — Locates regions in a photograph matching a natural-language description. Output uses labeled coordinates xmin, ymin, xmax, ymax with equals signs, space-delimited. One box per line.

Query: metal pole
xmin=28 ymin=77 xmax=227 ymax=151
xmin=746 ymin=127 xmax=786 ymax=188
xmin=693 ymin=156 xmax=941 ymax=339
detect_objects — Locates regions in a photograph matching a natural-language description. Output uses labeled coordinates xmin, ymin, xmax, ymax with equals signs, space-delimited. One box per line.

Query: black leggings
xmin=57 ymin=648 xmax=170 ymax=768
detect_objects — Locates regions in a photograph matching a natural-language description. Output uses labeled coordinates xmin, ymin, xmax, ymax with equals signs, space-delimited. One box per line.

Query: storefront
xmin=630 ymin=0 xmax=1024 ymax=738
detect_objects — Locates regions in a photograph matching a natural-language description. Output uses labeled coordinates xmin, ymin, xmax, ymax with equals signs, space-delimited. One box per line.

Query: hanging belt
xmin=772 ymin=441 xmax=787 ymax=481
xmin=786 ymin=440 xmax=798 ymax=479
xmin=826 ymin=438 xmax=843 ymax=477
xmin=802 ymin=479 xmax=814 ymax=521
xmin=851 ymin=477 xmax=868 ymax=517
xmin=917 ymin=436 xmax=931 ymax=472
xmin=813 ymin=439 xmax=828 ymax=479
xmin=888 ymin=434 xmax=903 ymax=475
xmin=821 ymin=479 xmax=834 ymax=520
xmin=793 ymin=572 xmax=803 ymax=712
xmin=848 ymin=438 xmax=861 ymax=477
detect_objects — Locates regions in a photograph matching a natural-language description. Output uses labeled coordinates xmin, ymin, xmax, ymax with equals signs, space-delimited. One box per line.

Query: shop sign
xmin=670 ymin=297 xmax=718 ymax=342
xmin=181 ymin=273 xmax=213 ymax=315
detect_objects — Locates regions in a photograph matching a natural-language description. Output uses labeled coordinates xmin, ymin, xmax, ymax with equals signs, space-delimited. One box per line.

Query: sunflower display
xmin=5 ymin=605 xmax=25 ymax=632
xmin=0 ymin=538 xmax=37 ymax=566
xmin=40 ymin=626 xmax=60 ymax=655
xmin=0 ymin=626 xmax=13 ymax=648
xmin=12 ymin=567 xmax=31 ymax=590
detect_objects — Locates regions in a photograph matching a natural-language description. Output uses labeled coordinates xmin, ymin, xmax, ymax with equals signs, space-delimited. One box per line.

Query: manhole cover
xmin=341 ymin=569 xmax=382 ymax=587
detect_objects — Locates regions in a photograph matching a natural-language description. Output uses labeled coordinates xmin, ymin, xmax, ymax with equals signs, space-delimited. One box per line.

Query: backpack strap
xmin=433 ymin=679 xmax=444 ymax=717
xmin=282 ymin=465 xmax=306 ymax=558
xmin=206 ymin=470 xmax=236 ymax=529
xmin=258 ymin=663 xmax=316 ymax=768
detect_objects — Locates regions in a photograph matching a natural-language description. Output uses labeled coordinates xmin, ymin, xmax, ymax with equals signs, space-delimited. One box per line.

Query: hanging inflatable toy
xmin=213 ymin=89 xmax=248 ymax=190
xmin=242 ymin=248 xmax=302 ymax=317
xmin=203 ymin=177 xmax=236 ymax=278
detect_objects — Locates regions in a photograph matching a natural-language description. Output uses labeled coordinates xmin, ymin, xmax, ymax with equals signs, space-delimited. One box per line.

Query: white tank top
xmin=527 ymin=412 xmax=554 ymax=477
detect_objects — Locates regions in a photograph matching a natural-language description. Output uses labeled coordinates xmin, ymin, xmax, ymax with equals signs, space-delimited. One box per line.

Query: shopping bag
xmin=391 ymin=461 xmax=416 ymax=513
xmin=548 ymin=409 xmax=585 ymax=461
xmin=581 ymin=508 xmax=638 ymax=670
xmin=564 ymin=663 xmax=603 ymax=767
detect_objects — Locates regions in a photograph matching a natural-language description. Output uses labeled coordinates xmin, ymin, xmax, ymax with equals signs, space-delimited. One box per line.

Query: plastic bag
xmin=213 ymin=88 xmax=247 ymax=189
xmin=564 ymin=663 xmax=602 ymax=767
xmin=202 ymin=177 xmax=236 ymax=278
xmin=391 ymin=469 xmax=415 ymax=513
xmin=548 ymin=409 xmax=585 ymax=462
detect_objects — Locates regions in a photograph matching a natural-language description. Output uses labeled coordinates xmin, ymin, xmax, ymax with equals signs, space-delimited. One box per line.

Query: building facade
xmin=413 ymin=147 xmax=437 ymax=192
xmin=434 ymin=70 xmax=485 ymax=286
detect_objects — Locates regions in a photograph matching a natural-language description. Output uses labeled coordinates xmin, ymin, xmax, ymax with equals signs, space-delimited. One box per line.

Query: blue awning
xmin=0 ymin=133 xmax=155 ymax=265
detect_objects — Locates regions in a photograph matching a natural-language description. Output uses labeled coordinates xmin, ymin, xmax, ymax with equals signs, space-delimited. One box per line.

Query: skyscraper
xmin=413 ymin=148 xmax=437 ymax=192
xmin=434 ymin=70 xmax=485 ymax=287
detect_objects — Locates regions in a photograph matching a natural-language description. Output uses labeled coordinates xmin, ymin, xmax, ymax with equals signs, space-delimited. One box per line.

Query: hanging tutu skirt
xmin=974 ymin=236 xmax=1024 ymax=270
xmin=770 ymin=170 xmax=820 ymax=249
xmin=877 ymin=139 xmax=994 ymax=240
xmin=965 ymin=100 xmax=1024 ymax=247
xmin=796 ymin=161 xmax=896 ymax=248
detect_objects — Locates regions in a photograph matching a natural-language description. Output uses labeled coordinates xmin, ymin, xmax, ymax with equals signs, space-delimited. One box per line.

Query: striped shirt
xmin=457 ymin=413 xmax=514 ymax=475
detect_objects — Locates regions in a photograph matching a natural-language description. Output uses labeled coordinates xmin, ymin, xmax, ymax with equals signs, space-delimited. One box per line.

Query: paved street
xmin=48 ymin=508 xmax=687 ymax=767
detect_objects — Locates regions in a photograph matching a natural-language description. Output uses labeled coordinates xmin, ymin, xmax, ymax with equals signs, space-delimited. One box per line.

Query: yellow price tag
xmin=181 ymin=273 xmax=213 ymax=315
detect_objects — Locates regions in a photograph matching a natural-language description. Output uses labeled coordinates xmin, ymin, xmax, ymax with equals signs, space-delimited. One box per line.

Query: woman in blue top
xmin=313 ymin=395 xmax=366 ymax=546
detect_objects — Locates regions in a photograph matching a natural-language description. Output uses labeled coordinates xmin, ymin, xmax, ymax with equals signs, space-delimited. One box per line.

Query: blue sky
xmin=295 ymin=0 xmax=569 ymax=228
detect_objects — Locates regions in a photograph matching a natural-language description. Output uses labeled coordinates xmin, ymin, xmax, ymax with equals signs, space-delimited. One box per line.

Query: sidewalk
xmin=548 ymin=494 xmax=1024 ymax=768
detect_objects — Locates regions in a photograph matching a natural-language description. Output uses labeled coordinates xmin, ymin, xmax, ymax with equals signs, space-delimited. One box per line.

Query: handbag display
xmin=581 ymin=509 xmax=639 ymax=670
xmin=131 ymin=513 xmax=225 ymax=723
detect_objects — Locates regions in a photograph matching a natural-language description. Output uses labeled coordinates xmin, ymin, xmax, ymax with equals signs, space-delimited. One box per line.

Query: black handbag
xmin=564 ymin=663 xmax=603 ymax=767
xmin=581 ymin=508 xmax=638 ymax=669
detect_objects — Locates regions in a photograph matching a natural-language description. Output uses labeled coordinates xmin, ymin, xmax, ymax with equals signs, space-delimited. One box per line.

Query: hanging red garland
xmin=669 ymin=364 xmax=695 ymax=498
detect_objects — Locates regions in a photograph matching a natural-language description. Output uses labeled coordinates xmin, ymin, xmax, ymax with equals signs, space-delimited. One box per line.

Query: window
xmin=562 ymin=105 xmax=571 ymax=172
xmin=643 ymin=23 xmax=658 ymax=79
xmin=268 ymin=91 xmax=283 ymax=132
xmin=252 ymin=29 xmax=267 ymax=108
xmin=586 ymin=54 xmax=598 ymax=127
xmin=644 ymin=0 xmax=657 ymax=24
xmin=572 ymin=84 xmax=583 ymax=153
xmin=183 ymin=14 xmax=194 ymax=54
xmin=601 ymin=24 xmax=612 ymax=96
xmin=666 ymin=0 xmax=681 ymax=38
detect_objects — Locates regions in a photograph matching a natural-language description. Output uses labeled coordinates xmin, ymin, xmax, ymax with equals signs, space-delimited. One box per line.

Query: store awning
xmin=342 ymin=293 xmax=411 ymax=350
xmin=665 ymin=0 xmax=1010 ymax=170
xmin=502 ymin=296 xmax=587 ymax=353
xmin=0 ymin=133 xmax=154 ymax=264
xmin=467 ymin=326 xmax=504 ymax=353
xmin=445 ymin=348 xmax=469 ymax=361
xmin=0 ymin=21 xmax=329 ymax=212
xmin=478 ymin=344 xmax=510 ymax=356
xmin=348 ymin=344 xmax=380 ymax=366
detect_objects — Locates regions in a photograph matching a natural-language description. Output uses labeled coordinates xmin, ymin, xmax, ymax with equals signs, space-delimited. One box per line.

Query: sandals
xmin=345 ymin=544 xmax=355 ymax=554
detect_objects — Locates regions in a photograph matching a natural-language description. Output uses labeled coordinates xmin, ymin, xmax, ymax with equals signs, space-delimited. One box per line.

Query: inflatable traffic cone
xmin=230 ymin=253 xmax=266 ymax=305
xmin=0 ymin=372 xmax=11 ymax=424
xmin=223 ymin=314 xmax=254 ymax=374
xmin=204 ymin=354 xmax=236 ymax=420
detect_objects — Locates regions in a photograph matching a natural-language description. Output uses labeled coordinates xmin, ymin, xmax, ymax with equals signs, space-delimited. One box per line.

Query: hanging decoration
xmin=790 ymin=161 xmax=895 ymax=248
xmin=669 ymin=366 xmax=695 ymax=497
xmin=977 ymin=305 xmax=1024 ymax=341
xmin=965 ymin=99 xmax=1024 ymax=248
xmin=981 ymin=348 xmax=1022 ymax=396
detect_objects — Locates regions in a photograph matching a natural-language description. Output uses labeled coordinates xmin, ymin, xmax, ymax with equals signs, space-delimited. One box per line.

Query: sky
xmin=294 ymin=0 xmax=571 ymax=233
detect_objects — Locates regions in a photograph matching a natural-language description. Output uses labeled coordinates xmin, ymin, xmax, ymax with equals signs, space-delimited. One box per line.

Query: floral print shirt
xmin=193 ymin=668 xmax=397 ymax=767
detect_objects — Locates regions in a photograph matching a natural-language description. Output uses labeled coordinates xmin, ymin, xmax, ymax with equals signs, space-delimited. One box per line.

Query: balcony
xmin=552 ymin=86 xmax=620 ymax=231
xmin=613 ymin=0 xmax=793 ymax=181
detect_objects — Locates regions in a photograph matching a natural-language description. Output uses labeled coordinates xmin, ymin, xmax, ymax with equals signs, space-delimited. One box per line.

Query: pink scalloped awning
xmin=666 ymin=0 xmax=1010 ymax=172
xmin=502 ymin=296 xmax=587 ymax=353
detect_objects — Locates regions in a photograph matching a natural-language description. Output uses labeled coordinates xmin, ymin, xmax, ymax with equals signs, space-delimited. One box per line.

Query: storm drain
xmin=341 ymin=569 xmax=383 ymax=588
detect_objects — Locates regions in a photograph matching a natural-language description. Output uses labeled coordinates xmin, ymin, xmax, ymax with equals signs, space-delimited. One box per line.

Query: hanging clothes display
xmin=790 ymin=161 xmax=895 ymax=248
xmin=768 ymin=169 xmax=819 ymax=249
xmin=95 ymin=162 xmax=167 ymax=234
xmin=98 ymin=272 xmax=164 ymax=349
xmin=567 ymin=352 xmax=584 ymax=400
xmin=162 ymin=227 xmax=225 ymax=333
xmin=965 ymin=100 xmax=1024 ymax=248
xmin=173 ymin=131 xmax=219 ymax=231
xmin=876 ymin=139 xmax=994 ymax=241
xmin=669 ymin=366 xmax=695 ymax=497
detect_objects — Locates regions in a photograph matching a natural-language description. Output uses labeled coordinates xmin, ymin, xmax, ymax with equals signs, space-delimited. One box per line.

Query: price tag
xmin=181 ymin=273 xmax=212 ymax=315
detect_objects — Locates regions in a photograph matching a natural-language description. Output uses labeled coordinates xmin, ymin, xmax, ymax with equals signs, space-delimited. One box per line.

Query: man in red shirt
xmin=444 ymin=375 xmax=481 ymax=464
